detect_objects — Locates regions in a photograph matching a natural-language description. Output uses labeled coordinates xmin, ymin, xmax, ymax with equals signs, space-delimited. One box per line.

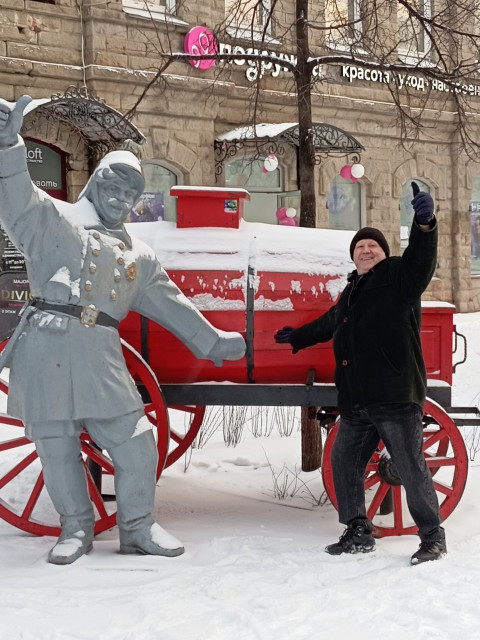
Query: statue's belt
xmin=32 ymin=300 xmax=119 ymax=329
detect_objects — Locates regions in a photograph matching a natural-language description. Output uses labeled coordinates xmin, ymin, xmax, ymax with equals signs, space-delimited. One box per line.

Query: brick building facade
xmin=2 ymin=0 xmax=480 ymax=310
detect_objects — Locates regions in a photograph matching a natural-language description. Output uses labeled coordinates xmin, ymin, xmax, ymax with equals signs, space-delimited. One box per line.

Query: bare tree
xmin=125 ymin=0 xmax=480 ymax=228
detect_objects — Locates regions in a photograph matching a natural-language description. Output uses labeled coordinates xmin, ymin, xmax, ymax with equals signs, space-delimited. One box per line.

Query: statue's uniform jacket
xmin=0 ymin=138 xmax=223 ymax=422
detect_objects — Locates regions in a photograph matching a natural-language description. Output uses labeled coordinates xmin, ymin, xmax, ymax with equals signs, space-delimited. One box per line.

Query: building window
xmin=326 ymin=175 xmax=363 ymax=230
xmin=325 ymin=0 xmax=362 ymax=47
xmin=470 ymin=174 xmax=480 ymax=275
xmin=225 ymin=156 xmax=282 ymax=224
xmin=122 ymin=0 xmax=176 ymax=20
xmin=398 ymin=0 xmax=431 ymax=61
xmin=128 ymin=161 xmax=180 ymax=223
xmin=400 ymin=178 xmax=430 ymax=251
xmin=225 ymin=0 xmax=273 ymax=38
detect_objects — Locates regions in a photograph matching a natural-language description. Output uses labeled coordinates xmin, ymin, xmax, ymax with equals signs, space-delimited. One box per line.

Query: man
xmin=275 ymin=182 xmax=445 ymax=565
xmin=0 ymin=95 xmax=246 ymax=565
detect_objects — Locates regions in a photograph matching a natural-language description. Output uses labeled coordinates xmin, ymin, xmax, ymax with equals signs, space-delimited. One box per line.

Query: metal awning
xmin=21 ymin=86 xmax=145 ymax=161
xmin=214 ymin=122 xmax=364 ymax=179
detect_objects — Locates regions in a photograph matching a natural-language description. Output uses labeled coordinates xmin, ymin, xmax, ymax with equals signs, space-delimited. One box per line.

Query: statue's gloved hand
xmin=206 ymin=331 xmax=246 ymax=367
xmin=0 ymin=95 xmax=32 ymax=148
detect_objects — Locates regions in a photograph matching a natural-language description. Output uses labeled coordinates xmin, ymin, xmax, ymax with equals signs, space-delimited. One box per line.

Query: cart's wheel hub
xmin=377 ymin=456 xmax=402 ymax=486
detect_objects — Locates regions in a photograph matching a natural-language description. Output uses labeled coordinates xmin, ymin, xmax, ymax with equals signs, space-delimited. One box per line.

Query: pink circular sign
xmin=184 ymin=27 xmax=218 ymax=70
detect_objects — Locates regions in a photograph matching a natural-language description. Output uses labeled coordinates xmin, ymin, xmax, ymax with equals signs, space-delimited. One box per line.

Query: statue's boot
xmin=107 ymin=430 xmax=184 ymax=557
xmin=34 ymin=435 xmax=95 ymax=565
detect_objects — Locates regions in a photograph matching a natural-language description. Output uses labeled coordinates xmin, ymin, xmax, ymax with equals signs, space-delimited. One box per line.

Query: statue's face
xmin=94 ymin=174 xmax=140 ymax=227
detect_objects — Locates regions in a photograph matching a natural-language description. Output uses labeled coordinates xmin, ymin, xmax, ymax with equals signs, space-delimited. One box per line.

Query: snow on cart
xmin=0 ymin=187 xmax=474 ymax=539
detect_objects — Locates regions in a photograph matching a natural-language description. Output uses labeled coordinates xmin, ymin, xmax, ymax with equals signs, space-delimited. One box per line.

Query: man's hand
xmin=0 ymin=95 xmax=32 ymax=148
xmin=274 ymin=326 xmax=294 ymax=344
xmin=411 ymin=181 xmax=434 ymax=225
xmin=274 ymin=326 xmax=299 ymax=354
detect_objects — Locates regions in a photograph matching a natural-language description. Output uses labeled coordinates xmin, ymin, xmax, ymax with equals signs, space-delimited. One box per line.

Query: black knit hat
xmin=349 ymin=227 xmax=390 ymax=260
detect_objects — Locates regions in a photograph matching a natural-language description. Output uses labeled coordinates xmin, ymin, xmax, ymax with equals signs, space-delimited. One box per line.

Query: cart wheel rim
xmin=321 ymin=398 xmax=468 ymax=537
xmin=164 ymin=405 xmax=206 ymax=468
xmin=121 ymin=341 xmax=170 ymax=478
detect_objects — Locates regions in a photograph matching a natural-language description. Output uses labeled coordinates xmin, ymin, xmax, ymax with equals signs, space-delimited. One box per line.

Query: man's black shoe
xmin=410 ymin=540 xmax=447 ymax=565
xmin=325 ymin=524 xmax=375 ymax=555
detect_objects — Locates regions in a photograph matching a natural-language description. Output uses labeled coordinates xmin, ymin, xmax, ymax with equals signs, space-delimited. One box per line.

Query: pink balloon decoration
xmin=276 ymin=207 xmax=287 ymax=220
xmin=281 ymin=217 xmax=296 ymax=226
xmin=340 ymin=165 xmax=352 ymax=180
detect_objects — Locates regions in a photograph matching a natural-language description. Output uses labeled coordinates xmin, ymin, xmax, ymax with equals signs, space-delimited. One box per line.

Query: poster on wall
xmin=129 ymin=192 xmax=164 ymax=222
xmin=0 ymin=227 xmax=30 ymax=340
xmin=470 ymin=202 xmax=480 ymax=276
xmin=0 ymin=140 xmax=65 ymax=339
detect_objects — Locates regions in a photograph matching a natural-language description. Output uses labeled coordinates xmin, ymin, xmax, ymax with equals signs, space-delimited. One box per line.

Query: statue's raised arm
xmin=0 ymin=95 xmax=31 ymax=148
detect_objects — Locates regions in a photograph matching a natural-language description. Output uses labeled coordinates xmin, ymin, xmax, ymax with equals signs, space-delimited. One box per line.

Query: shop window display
xmin=129 ymin=161 xmax=179 ymax=223
xmin=470 ymin=174 xmax=480 ymax=276
xmin=326 ymin=175 xmax=363 ymax=231
xmin=225 ymin=157 xmax=282 ymax=224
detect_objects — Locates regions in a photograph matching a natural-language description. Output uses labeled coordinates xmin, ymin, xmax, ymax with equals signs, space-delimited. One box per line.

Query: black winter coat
xmin=289 ymin=220 xmax=438 ymax=415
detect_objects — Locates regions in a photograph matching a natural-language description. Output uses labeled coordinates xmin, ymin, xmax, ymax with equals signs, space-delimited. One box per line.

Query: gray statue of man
xmin=0 ymin=95 xmax=246 ymax=565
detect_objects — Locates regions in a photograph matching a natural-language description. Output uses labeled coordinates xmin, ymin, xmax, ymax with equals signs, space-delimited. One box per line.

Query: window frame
xmin=397 ymin=0 xmax=432 ymax=64
xmin=325 ymin=0 xmax=363 ymax=51
xmin=225 ymin=0 xmax=274 ymax=39
xmin=121 ymin=0 xmax=187 ymax=24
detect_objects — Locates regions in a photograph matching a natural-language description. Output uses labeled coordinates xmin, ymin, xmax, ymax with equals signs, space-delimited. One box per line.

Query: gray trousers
xmin=27 ymin=409 xmax=158 ymax=539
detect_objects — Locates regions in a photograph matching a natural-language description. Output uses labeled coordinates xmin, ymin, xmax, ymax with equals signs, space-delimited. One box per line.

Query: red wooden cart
xmin=0 ymin=187 xmax=475 ymax=539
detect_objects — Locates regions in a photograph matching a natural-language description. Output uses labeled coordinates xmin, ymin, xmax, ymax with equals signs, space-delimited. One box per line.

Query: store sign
xmin=183 ymin=26 xmax=321 ymax=82
xmin=0 ymin=272 xmax=32 ymax=340
xmin=219 ymin=42 xmax=321 ymax=81
xmin=341 ymin=64 xmax=480 ymax=96
xmin=25 ymin=140 xmax=64 ymax=191
xmin=184 ymin=26 xmax=218 ymax=69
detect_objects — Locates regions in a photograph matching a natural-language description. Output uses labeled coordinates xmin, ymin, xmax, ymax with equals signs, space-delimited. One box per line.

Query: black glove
xmin=274 ymin=326 xmax=299 ymax=354
xmin=411 ymin=181 xmax=434 ymax=225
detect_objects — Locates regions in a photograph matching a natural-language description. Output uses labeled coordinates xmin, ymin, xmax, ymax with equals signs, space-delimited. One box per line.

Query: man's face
xmin=353 ymin=238 xmax=386 ymax=275
xmin=94 ymin=174 xmax=140 ymax=227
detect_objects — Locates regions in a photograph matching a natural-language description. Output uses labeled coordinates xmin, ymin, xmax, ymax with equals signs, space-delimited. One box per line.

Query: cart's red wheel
xmin=321 ymin=398 xmax=468 ymax=537
xmin=0 ymin=340 xmax=169 ymax=536
xmin=163 ymin=405 xmax=205 ymax=468
xmin=121 ymin=341 xmax=170 ymax=478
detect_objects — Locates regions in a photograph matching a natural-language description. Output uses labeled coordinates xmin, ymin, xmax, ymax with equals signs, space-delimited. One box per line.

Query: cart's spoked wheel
xmin=321 ymin=398 xmax=468 ymax=537
xmin=164 ymin=405 xmax=206 ymax=468
xmin=0 ymin=340 xmax=169 ymax=537
xmin=0 ymin=377 xmax=119 ymax=537
xmin=119 ymin=343 xmax=203 ymax=470
xmin=121 ymin=341 xmax=170 ymax=478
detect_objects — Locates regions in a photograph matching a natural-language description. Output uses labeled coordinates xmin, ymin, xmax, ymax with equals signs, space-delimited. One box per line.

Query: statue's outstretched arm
xmin=0 ymin=95 xmax=32 ymax=148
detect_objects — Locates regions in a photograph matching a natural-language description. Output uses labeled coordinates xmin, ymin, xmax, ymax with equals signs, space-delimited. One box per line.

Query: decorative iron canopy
xmin=214 ymin=122 xmax=364 ymax=180
xmin=22 ymin=86 xmax=145 ymax=160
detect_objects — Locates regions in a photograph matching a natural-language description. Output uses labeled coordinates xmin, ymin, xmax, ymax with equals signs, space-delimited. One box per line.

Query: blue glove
xmin=411 ymin=181 xmax=434 ymax=225
xmin=274 ymin=326 xmax=299 ymax=353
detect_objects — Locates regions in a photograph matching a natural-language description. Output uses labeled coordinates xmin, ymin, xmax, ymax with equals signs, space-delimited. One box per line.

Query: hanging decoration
xmin=340 ymin=163 xmax=365 ymax=183
xmin=276 ymin=206 xmax=299 ymax=226
xmin=351 ymin=163 xmax=365 ymax=179
xmin=263 ymin=153 xmax=279 ymax=173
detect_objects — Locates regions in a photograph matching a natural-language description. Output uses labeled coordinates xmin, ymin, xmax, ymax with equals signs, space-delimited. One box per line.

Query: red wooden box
xmin=171 ymin=186 xmax=250 ymax=229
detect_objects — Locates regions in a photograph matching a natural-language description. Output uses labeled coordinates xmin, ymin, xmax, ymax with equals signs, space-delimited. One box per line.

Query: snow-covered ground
xmin=0 ymin=311 xmax=480 ymax=640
